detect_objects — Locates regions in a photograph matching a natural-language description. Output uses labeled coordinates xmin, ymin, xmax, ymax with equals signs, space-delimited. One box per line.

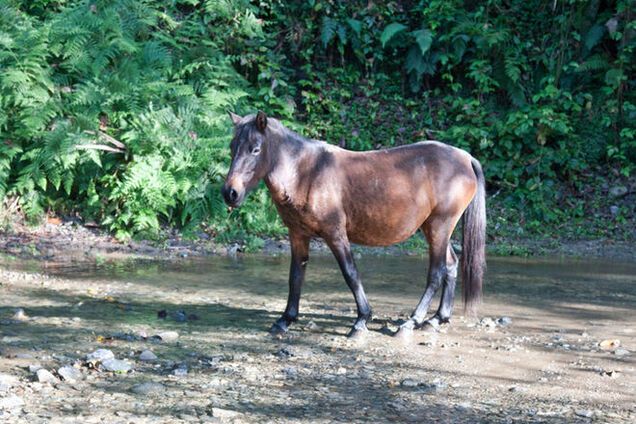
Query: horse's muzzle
xmin=222 ymin=185 xmax=242 ymax=207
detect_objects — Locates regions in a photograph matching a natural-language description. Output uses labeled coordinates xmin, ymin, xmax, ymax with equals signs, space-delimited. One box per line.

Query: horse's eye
xmin=251 ymin=146 xmax=261 ymax=155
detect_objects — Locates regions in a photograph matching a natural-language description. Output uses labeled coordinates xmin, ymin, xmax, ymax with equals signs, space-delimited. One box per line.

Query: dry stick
xmin=75 ymin=144 xmax=124 ymax=153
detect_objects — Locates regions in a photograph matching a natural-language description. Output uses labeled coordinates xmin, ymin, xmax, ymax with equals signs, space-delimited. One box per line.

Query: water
xmin=1 ymin=254 xmax=635 ymax=422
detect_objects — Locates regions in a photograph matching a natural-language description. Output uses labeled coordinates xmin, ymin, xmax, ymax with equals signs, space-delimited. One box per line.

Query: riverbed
xmin=0 ymin=254 xmax=634 ymax=423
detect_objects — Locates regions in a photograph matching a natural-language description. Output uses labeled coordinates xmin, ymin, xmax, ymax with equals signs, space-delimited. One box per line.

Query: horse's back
xmin=331 ymin=141 xmax=478 ymax=246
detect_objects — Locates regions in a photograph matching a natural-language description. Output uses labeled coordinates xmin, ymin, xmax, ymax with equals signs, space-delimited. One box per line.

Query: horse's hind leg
xmin=423 ymin=245 xmax=458 ymax=329
xmin=396 ymin=215 xmax=460 ymax=335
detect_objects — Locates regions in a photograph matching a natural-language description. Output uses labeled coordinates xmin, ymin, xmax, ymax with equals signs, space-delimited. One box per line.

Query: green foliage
xmin=0 ymin=0 xmax=634 ymax=241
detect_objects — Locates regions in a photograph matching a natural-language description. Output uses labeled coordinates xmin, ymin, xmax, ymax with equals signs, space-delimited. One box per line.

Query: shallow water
xmin=1 ymin=254 xmax=635 ymax=423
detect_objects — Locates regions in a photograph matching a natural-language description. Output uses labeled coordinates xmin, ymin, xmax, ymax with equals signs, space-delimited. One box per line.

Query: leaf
xmin=584 ymin=24 xmax=605 ymax=52
xmin=380 ymin=23 xmax=407 ymax=48
xmin=412 ymin=29 xmax=433 ymax=55
xmin=347 ymin=19 xmax=362 ymax=36
xmin=321 ymin=17 xmax=337 ymax=47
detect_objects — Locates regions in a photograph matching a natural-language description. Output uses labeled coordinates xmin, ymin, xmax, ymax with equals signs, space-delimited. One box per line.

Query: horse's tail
xmin=461 ymin=157 xmax=486 ymax=314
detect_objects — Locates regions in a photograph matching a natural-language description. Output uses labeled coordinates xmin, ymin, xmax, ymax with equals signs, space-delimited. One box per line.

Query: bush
xmin=0 ymin=0 xmax=634 ymax=240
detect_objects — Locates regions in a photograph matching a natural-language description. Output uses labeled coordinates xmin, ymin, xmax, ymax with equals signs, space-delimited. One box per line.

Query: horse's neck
xmin=264 ymin=134 xmax=319 ymax=206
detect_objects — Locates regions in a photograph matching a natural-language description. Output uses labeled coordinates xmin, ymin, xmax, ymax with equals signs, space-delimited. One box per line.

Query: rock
xmin=613 ymin=348 xmax=630 ymax=357
xmin=36 ymin=369 xmax=58 ymax=384
xmin=497 ymin=316 xmax=512 ymax=327
xmin=303 ymin=320 xmax=319 ymax=331
xmin=131 ymin=382 xmax=165 ymax=395
xmin=152 ymin=331 xmax=179 ymax=343
xmin=598 ymin=339 xmax=620 ymax=350
xmin=139 ymin=350 xmax=158 ymax=362
xmin=0 ymin=395 xmax=24 ymax=410
xmin=575 ymin=409 xmax=593 ymax=418
xmin=57 ymin=366 xmax=82 ymax=383
xmin=609 ymin=205 xmax=619 ymax=216
xmin=172 ymin=364 xmax=188 ymax=377
xmin=400 ymin=378 xmax=420 ymax=388
xmin=480 ymin=317 xmax=497 ymax=329
xmin=86 ymin=349 xmax=115 ymax=363
xmin=609 ymin=186 xmax=628 ymax=198
xmin=0 ymin=374 xmax=19 ymax=392
xmin=212 ymin=407 xmax=242 ymax=419
xmin=27 ymin=365 xmax=42 ymax=373
xmin=101 ymin=359 xmax=133 ymax=373
xmin=11 ymin=308 xmax=29 ymax=321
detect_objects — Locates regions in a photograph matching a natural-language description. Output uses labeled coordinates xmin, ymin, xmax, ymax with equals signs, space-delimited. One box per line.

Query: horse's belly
xmin=347 ymin=204 xmax=428 ymax=246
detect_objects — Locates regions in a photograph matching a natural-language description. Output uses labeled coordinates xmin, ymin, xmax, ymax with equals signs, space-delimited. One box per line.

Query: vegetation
xmin=1 ymin=0 xmax=634 ymax=246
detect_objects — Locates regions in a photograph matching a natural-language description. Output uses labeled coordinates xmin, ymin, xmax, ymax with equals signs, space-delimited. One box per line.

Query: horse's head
xmin=222 ymin=111 xmax=271 ymax=207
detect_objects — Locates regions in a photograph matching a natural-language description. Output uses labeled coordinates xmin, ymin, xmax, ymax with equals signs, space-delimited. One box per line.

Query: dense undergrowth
xmin=0 ymin=0 xmax=634 ymax=246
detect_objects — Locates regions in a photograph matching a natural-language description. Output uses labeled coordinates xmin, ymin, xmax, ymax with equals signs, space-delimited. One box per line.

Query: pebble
xmin=36 ymin=369 xmax=58 ymax=384
xmin=480 ymin=317 xmax=497 ymax=329
xmin=0 ymin=374 xmax=19 ymax=392
xmin=139 ymin=350 xmax=158 ymax=361
xmin=575 ymin=409 xmax=593 ymax=418
xmin=400 ymin=378 xmax=420 ymax=388
xmin=613 ymin=348 xmax=630 ymax=357
xmin=131 ymin=382 xmax=166 ymax=395
xmin=57 ymin=366 xmax=82 ymax=383
xmin=27 ymin=365 xmax=42 ymax=373
xmin=0 ymin=395 xmax=24 ymax=410
xmin=497 ymin=316 xmax=513 ymax=327
xmin=152 ymin=331 xmax=179 ymax=343
xmin=212 ymin=407 xmax=242 ymax=419
xmin=11 ymin=308 xmax=29 ymax=321
xmin=101 ymin=359 xmax=133 ymax=373
xmin=86 ymin=349 xmax=115 ymax=363
xmin=609 ymin=186 xmax=627 ymax=197
xmin=172 ymin=364 xmax=188 ymax=377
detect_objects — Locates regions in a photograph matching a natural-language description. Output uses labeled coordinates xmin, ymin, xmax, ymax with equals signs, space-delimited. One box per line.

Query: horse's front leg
xmin=325 ymin=235 xmax=372 ymax=338
xmin=270 ymin=232 xmax=310 ymax=336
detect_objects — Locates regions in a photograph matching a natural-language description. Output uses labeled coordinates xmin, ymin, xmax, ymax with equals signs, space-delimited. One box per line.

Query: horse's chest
xmin=273 ymin=200 xmax=321 ymax=235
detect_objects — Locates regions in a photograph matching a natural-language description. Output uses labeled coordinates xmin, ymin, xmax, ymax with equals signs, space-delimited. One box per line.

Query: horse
xmin=222 ymin=111 xmax=486 ymax=339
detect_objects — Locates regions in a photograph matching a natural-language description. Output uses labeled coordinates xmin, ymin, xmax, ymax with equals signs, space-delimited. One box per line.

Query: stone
xmin=36 ymin=369 xmax=58 ymax=384
xmin=0 ymin=374 xmax=19 ymax=392
xmin=480 ymin=317 xmax=497 ymax=329
xmin=609 ymin=205 xmax=619 ymax=216
xmin=101 ymin=359 xmax=133 ymax=373
xmin=609 ymin=186 xmax=628 ymax=197
xmin=613 ymin=348 xmax=630 ymax=357
xmin=575 ymin=409 xmax=593 ymax=418
xmin=212 ymin=407 xmax=242 ymax=419
xmin=131 ymin=382 xmax=165 ymax=395
xmin=11 ymin=308 xmax=29 ymax=321
xmin=400 ymin=378 xmax=420 ymax=388
xmin=152 ymin=331 xmax=179 ymax=343
xmin=598 ymin=339 xmax=620 ymax=350
xmin=497 ymin=316 xmax=513 ymax=327
xmin=139 ymin=350 xmax=158 ymax=361
xmin=0 ymin=395 xmax=24 ymax=410
xmin=172 ymin=364 xmax=188 ymax=377
xmin=86 ymin=349 xmax=115 ymax=363
xmin=57 ymin=365 xmax=82 ymax=383
xmin=27 ymin=365 xmax=42 ymax=373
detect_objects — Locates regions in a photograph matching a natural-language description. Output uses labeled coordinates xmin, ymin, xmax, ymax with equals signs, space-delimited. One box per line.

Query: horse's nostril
xmin=229 ymin=189 xmax=238 ymax=202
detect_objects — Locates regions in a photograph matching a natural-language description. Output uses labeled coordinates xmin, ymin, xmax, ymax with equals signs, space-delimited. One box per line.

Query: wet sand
xmin=0 ymin=255 xmax=635 ymax=423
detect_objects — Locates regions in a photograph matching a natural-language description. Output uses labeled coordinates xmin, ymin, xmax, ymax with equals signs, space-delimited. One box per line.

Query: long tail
xmin=462 ymin=157 xmax=487 ymax=314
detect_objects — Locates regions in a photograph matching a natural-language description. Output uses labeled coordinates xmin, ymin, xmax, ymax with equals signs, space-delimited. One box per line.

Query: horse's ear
xmin=255 ymin=110 xmax=268 ymax=133
xmin=228 ymin=111 xmax=242 ymax=126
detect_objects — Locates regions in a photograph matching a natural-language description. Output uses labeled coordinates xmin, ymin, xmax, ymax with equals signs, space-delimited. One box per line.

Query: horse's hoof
xmin=394 ymin=326 xmax=414 ymax=342
xmin=269 ymin=322 xmax=288 ymax=338
xmin=347 ymin=326 xmax=368 ymax=340
xmin=420 ymin=319 xmax=441 ymax=333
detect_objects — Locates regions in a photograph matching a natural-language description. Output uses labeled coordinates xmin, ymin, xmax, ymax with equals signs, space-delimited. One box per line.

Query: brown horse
xmin=222 ymin=111 xmax=486 ymax=338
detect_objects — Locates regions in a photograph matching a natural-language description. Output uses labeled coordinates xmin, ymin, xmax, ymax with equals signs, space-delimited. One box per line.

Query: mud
xmin=0 ymin=255 xmax=635 ymax=423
